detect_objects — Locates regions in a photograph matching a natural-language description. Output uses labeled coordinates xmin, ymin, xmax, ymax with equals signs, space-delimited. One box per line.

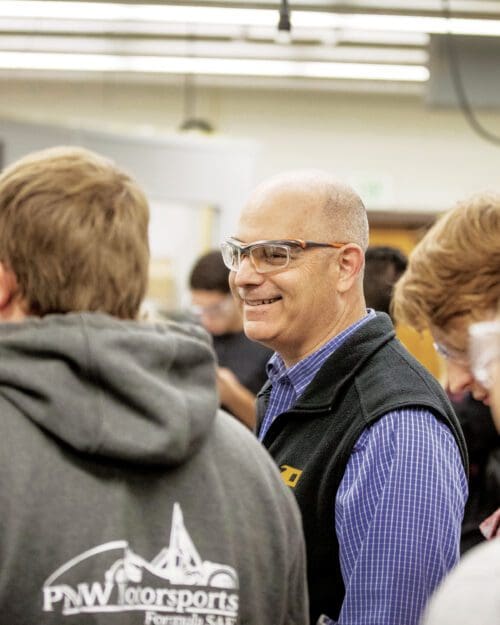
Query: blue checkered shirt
xmin=259 ymin=311 xmax=468 ymax=625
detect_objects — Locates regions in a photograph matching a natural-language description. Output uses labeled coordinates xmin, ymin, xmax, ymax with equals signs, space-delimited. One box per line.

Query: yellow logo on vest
xmin=280 ymin=465 xmax=303 ymax=488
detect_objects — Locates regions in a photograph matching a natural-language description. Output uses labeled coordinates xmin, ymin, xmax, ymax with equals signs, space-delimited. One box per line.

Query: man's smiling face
xmin=229 ymin=184 xmax=343 ymax=366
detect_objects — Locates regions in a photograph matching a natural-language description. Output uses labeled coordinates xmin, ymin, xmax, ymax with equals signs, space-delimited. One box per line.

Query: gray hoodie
xmin=0 ymin=313 xmax=308 ymax=625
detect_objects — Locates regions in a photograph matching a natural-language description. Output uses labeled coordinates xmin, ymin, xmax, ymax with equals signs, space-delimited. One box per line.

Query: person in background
xmin=393 ymin=192 xmax=500 ymax=546
xmin=470 ymin=318 xmax=500 ymax=540
xmin=0 ymin=147 xmax=309 ymax=625
xmin=421 ymin=315 xmax=500 ymax=625
xmin=189 ymin=250 xmax=272 ymax=429
xmin=363 ymin=245 xmax=407 ymax=322
xmin=222 ymin=169 xmax=468 ymax=625
xmin=364 ymin=244 xmax=499 ymax=553
xmin=449 ymin=390 xmax=500 ymax=551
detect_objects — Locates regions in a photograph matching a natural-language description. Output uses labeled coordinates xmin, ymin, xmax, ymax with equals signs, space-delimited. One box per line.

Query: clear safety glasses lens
xmin=469 ymin=321 xmax=500 ymax=389
xmin=221 ymin=242 xmax=293 ymax=273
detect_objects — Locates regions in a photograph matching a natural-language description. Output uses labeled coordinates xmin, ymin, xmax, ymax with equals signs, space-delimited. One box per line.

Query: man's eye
xmin=268 ymin=248 xmax=287 ymax=258
xmin=262 ymin=246 xmax=288 ymax=263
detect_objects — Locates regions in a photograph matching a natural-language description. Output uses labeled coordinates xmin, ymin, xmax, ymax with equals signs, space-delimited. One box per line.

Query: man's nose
xmin=233 ymin=254 xmax=263 ymax=286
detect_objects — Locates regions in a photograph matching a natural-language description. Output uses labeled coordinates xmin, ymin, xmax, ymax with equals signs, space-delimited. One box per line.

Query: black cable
xmin=442 ymin=0 xmax=500 ymax=146
xmin=278 ymin=0 xmax=291 ymax=33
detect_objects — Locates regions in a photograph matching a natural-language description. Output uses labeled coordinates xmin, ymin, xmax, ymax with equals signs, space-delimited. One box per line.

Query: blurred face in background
xmin=190 ymin=289 xmax=243 ymax=336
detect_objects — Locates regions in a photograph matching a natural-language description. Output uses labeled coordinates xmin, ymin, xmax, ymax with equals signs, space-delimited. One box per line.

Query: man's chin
xmin=242 ymin=322 xmax=275 ymax=347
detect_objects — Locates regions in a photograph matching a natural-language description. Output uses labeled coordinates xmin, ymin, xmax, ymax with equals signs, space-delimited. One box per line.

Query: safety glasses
xmin=220 ymin=237 xmax=345 ymax=274
xmin=469 ymin=320 xmax=500 ymax=389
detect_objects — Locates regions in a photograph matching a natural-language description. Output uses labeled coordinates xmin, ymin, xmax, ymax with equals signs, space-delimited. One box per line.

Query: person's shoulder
xmin=210 ymin=410 xmax=301 ymax=511
xmin=379 ymin=408 xmax=460 ymax=441
xmin=422 ymin=539 xmax=500 ymax=625
xmin=361 ymin=408 xmax=463 ymax=460
xmin=211 ymin=409 xmax=282 ymax=473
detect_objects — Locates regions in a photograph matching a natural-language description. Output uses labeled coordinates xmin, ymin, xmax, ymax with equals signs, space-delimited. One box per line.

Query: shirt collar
xmin=266 ymin=309 xmax=376 ymax=398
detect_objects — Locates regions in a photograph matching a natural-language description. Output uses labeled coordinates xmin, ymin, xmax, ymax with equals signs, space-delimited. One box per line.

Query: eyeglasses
xmin=469 ymin=320 xmax=500 ymax=389
xmin=433 ymin=341 xmax=470 ymax=366
xmin=220 ymin=237 xmax=346 ymax=274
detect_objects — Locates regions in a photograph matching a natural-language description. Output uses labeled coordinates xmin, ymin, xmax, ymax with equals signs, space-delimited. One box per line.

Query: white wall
xmin=2 ymin=78 xmax=500 ymax=216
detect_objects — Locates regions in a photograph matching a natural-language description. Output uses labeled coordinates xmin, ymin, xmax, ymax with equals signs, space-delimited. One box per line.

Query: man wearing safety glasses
xmin=394 ymin=195 xmax=500 ymax=544
xmin=222 ymin=171 xmax=468 ymax=625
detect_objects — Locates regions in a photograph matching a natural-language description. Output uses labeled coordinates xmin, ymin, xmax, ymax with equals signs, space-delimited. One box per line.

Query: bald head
xmin=243 ymin=170 xmax=369 ymax=250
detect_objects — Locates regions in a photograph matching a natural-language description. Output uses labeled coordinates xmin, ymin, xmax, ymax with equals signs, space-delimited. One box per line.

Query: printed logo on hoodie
xmin=42 ymin=503 xmax=239 ymax=625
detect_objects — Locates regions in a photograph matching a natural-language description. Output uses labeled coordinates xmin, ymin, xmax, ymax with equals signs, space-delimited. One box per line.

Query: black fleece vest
xmin=256 ymin=313 xmax=468 ymax=625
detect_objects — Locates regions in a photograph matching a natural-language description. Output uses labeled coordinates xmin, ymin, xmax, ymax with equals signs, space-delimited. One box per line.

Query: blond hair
xmin=0 ymin=146 xmax=150 ymax=319
xmin=393 ymin=193 xmax=500 ymax=331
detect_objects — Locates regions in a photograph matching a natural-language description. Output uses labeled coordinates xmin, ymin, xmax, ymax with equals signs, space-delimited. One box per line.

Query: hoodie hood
xmin=0 ymin=313 xmax=218 ymax=466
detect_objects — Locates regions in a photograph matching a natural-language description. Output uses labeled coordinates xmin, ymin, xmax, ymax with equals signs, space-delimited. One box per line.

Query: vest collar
xmin=258 ymin=313 xmax=396 ymax=415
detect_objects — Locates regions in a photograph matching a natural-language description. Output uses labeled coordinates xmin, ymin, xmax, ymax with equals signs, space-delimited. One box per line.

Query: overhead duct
xmin=427 ymin=34 xmax=500 ymax=109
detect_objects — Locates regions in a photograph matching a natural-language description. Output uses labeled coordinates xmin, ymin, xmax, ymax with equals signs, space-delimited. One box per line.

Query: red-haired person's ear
xmin=0 ymin=263 xmax=27 ymax=321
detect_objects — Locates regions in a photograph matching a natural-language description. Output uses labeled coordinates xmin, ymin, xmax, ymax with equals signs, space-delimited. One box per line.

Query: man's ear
xmin=0 ymin=263 xmax=27 ymax=320
xmin=336 ymin=244 xmax=365 ymax=294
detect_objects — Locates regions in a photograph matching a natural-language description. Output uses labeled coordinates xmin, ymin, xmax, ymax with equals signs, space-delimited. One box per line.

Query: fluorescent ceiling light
xmin=0 ymin=2 xmax=275 ymax=25
xmin=341 ymin=1 xmax=500 ymax=13
xmin=0 ymin=19 xmax=429 ymax=48
xmin=0 ymin=35 xmax=427 ymax=64
xmin=337 ymin=30 xmax=428 ymax=46
xmin=294 ymin=12 xmax=500 ymax=36
xmin=0 ymin=52 xmax=429 ymax=82
xmin=1 ymin=1 xmax=500 ymax=37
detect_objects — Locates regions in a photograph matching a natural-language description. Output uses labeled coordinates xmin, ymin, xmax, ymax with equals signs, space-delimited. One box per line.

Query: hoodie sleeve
xmin=286 ymin=519 xmax=310 ymax=625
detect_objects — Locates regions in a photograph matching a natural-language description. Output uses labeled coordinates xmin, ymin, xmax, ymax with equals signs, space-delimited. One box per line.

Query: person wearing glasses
xmin=221 ymin=170 xmax=468 ymax=625
xmin=189 ymin=250 xmax=272 ymax=429
xmin=421 ymin=321 xmax=500 ymax=624
xmin=393 ymin=194 xmax=500 ymax=545
xmin=363 ymin=243 xmax=497 ymax=553
xmin=470 ymin=319 xmax=500 ymax=540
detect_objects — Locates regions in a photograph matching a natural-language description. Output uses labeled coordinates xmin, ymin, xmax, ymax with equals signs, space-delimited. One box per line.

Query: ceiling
xmin=1 ymin=0 xmax=500 ymax=92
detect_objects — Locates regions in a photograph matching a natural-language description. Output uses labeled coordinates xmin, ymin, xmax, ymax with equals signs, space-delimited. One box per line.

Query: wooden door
xmin=369 ymin=219 xmax=442 ymax=380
